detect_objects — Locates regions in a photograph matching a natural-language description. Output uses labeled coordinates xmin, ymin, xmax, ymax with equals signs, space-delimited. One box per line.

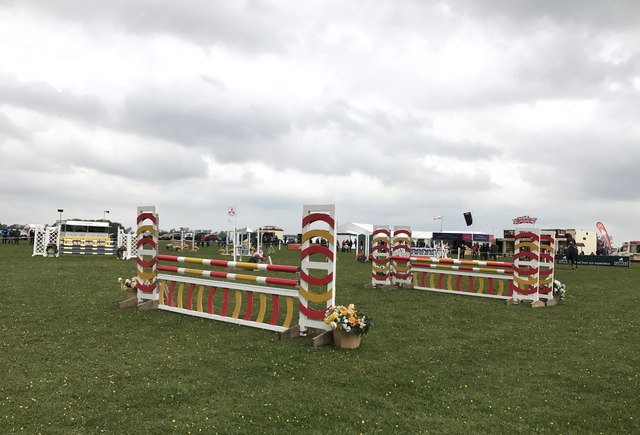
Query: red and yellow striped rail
xmin=157 ymin=265 xmax=299 ymax=287
xmin=399 ymin=255 xmax=515 ymax=300
xmin=158 ymin=254 xmax=299 ymax=274
xmin=405 ymin=256 xmax=514 ymax=269
xmin=156 ymin=253 xmax=300 ymax=332
xmin=157 ymin=278 xmax=297 ymax=333
xmin=414 ymin=262 xmax=513 ymax=275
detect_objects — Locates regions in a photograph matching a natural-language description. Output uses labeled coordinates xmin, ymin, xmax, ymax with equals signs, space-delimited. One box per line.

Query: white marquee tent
xmin=337 ymin=222 xmax=372 ymax=256
xmin=337 ymin=222 xmax=373 ymax=237
xmin=337 ymin=222 xmax=435 ymax=256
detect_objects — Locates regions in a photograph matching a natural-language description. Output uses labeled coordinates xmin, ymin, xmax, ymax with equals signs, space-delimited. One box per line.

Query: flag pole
xmin=233 ymin=209 xmax=237 ymax=262
xmin=440 ymin=216 xmax=443 ymax=233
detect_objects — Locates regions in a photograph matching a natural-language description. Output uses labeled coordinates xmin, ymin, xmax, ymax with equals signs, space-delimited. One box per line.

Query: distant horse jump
xmin=371 ymin=226 xmax=557 ymax=305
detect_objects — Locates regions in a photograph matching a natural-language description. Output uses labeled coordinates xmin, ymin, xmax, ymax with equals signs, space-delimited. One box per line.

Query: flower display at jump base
xmin=118 ymin=277 xmax=137 ymax=291
xmin=553 ymin=280 xmax=566 ymax=302
xmin=323 ymin=304 xmax=373 ymax=336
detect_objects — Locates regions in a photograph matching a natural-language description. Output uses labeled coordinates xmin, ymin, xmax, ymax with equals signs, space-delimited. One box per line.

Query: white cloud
xmin=1 ymin=0 xmax=639 ymax=243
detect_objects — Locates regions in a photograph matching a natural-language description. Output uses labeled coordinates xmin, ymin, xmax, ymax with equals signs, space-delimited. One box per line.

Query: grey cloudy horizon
xmin=1 ymin=1 xmax=638 ymax=244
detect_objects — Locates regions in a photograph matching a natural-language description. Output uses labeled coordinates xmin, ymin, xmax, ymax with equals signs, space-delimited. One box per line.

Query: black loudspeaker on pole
xmin=463 ymin=212 xmax=473 ymax=226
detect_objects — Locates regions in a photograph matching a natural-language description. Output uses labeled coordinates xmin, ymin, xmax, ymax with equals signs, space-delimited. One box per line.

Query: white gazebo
xmin=337 ymin=222 xmax=373 ymax=256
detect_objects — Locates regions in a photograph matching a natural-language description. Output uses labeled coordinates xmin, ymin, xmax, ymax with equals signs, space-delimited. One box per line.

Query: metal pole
xmin=234 ymin=211 xmax=238 ymax=262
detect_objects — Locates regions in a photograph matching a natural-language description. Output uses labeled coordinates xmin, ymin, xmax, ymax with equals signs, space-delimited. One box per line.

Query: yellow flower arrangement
xmin=118 ymin=276 xmax=137 ymax=291
xmin=323 ymin=304 xmax=372 ymax=336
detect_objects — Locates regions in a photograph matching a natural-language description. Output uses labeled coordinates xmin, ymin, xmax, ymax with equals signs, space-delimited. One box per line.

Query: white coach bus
xmin=60 ymin=220 xmax=111 ymax=238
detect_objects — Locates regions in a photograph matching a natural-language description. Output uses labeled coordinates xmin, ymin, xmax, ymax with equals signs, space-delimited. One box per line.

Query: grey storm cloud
xmin=451 ymin=0 xmax=640 ymax=29
xmin=8 ymin=0 xmax=291 ymax=51
xmin=0 ymin=73 xmax=108 ymax=123
xmin=119 ymin=87 xmax=290 ymax=148
xmin=0 ymin=112 xmax=27 ymax=141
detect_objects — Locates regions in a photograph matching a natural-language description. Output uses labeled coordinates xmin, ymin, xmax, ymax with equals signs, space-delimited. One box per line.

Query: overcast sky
xmin=1 ymin=0 xmax=638 ymax=244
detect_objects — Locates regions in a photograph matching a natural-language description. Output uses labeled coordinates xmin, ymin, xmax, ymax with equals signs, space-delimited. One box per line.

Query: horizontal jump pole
xmin=157 ymin=265 xmax=299 ymax=287
xmin=60 ymin=245 xmax=116 ymax=249
xmin=412 ymin=263 xmax=513 ymax=275
xmin=392 ymin=255 xmax=513 ymax=268
xmin=60 ymin=236 xmax=113 ymax=242
xmin=413 ymin=286 xmax=513 ymax=300
xmin=157 ymin=254 xmax=299 ymax=274
xmin=62 ymin=241 xmax=113 ymax=244
xmin=62 ymin=251 xmax=116 ymax=255
xmin=60 ymin=240 xmax=116 ymax=246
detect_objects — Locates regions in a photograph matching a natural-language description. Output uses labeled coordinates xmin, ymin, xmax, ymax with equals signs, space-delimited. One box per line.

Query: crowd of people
xmin=1 ymin=228 xmax=34 ymax=245
xmin=340 ymin=239 xmax=355 ymax=252
xmin=462 ymin=242 xmax=499 ymax=260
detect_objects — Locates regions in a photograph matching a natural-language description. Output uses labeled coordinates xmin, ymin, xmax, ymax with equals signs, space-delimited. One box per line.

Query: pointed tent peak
xmin=337 ymin=222 xmax=373 ymax=236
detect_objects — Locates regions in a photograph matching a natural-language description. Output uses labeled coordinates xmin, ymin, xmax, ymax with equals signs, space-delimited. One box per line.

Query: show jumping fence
xmin=156 ymin=254 xmax=300 ymax=332
xmin=131 ymin=204 xmax=336 ymax=336
xmin=59 ymin=236 xmax=117 ymax=256
xmin=372 ymin=227 xmax=557 ymax=303
xmin=409 ymin=256 xmax=515 ymax=299
xmin=32 ymin=226 xmax=137 ymax=259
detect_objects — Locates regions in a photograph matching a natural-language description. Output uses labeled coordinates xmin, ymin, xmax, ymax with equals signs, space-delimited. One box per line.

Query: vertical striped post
xmin=391 ymin=226 xmax=412 ymax=287
xmin=136 ymin=206 xmax=159 ymax=301
xmin=298 ymin=204 xmax=336 ymax=334
xmin=371 ymin=225 xmax=391 ymax=287
xmin=538 ymin=230 xmax=557 ymax=301
xmin=511 ymin=228 xmax=540 ymax=303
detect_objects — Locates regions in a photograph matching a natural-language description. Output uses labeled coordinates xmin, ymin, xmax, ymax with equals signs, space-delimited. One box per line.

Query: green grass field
xmin=1 ymin=242 xmax=639 ymax=434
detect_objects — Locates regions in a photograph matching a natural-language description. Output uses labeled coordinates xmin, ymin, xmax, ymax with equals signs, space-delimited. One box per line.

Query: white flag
xmin=433 ymin=215 xmax=442 ymax=220
xmin=227 ymin=206 xmax=236 ymax=222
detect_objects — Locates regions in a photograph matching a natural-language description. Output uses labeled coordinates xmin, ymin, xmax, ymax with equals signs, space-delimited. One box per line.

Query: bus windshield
xmin=62 ymin=220 xmax=110 ymax=237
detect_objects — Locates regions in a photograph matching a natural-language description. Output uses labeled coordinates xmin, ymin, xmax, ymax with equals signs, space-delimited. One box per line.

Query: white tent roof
xmin=412 ymin=230 xmax=433 ymax=239
xmin=337 ymin=222 xmax=373 ymax=236
xmin=337 ymin=223 xmax=434 ymax=239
